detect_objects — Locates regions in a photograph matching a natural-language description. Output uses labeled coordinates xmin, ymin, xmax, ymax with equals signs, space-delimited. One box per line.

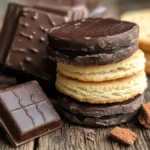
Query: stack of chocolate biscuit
xmin=47 ymin=18 xmax=147 ymax=127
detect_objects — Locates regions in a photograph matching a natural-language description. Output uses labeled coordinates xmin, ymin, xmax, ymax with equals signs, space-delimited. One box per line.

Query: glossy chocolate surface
xmin=5 ymin=7 xmax=67 ymax=82
xmin=48 ymin=18 xmax=139 ymax=51
xmin=0 ymin=81 xmax=61 ymax=147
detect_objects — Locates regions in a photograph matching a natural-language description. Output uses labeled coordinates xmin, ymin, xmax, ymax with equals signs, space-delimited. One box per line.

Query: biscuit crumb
xmin=110 ymin=127 xmax=137 ymax=145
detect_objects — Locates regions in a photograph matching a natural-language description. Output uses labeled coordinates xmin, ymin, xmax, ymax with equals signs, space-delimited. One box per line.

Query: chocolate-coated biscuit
xmin=57 ymin=94 xmax=144 ymax=127
xmin=48 ymin=42 xmax=138 ymax=66
xmin=58 ymin=94 xmax=144 ymax=117
xmin=48 ymin=18 xmax=139 ymax=51
xmin=59 ymin=107 xmax=139 ymax=127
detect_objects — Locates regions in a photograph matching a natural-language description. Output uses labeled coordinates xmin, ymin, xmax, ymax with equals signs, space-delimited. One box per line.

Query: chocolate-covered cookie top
xmin=48 ymin=18 xmax=139 ymax=51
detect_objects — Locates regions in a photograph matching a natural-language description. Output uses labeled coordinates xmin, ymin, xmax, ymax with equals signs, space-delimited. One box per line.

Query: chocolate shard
xmin=0 ymin=80 xmax=61 ymax=147
xmin=34 ymin=2 xmax=88 ymax=21
xmin=48 ymin=18 xmax=139 ymax=51
xmin=4 ymin=7 xmax=67 ymax=82
xmin=0 ymin=3 xmax=23 ymax=65
xmin=110 ymin=127 xmax=137 ymax=145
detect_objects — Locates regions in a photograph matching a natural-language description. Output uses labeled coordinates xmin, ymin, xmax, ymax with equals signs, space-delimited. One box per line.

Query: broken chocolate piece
xmin=4 ymin=7 xmax=67 ymax=82
xmin=0 ymin=80 xmax=61 ymax=147
xmin=110 ymin=127 xmax=137 ymax=145
xmin=138 ymin=103 xmax=150 ymax=129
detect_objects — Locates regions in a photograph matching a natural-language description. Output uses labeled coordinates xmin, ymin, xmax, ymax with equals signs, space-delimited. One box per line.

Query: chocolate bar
xmin=4 ymin=7 xmax=67 ymax=82
xmin=0 ymin=3 xmax=23 ymax=65
xmin=0 ymin=80 xmax=61 ymax=147
xmin=34 ymin=2 xmax=88 ymax=21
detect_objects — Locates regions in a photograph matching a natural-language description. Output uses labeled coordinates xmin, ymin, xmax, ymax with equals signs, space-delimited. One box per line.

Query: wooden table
xmin=0 ymin=79 xmax=149 ymax=150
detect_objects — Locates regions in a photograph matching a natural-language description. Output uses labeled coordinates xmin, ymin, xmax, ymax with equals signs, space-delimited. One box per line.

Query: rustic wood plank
xmin=36 ymin=78 xmax=150 ymax=150
xmin=0 ymin=129 xmax=34 ymax=150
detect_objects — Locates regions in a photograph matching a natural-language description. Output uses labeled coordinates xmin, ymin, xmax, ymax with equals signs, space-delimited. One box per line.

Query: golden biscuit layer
xmin=57 ymin=50 xmax=145 ymax=82
xmin=56 ymin=71 xmax=147 ymax=104
xmin=121 ymin=9 xmax=150 ymax=52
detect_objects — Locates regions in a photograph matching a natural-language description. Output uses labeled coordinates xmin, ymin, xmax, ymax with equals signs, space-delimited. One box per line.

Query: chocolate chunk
xmin=34 ymin=2 xmax=88 ymax=21
xmin=4 ymin=7 xmax=67 ymax=82
xmin=47 ymin=42 xmax=138 ymax=66
xmin=110 ymin=127 xmax=137 ymax=145
xmin=0 ymin=81 xmax=61 ymax=147
xmin=48 ymin=18 xmax=139 ymax=51
xmin=138 ymin=103 xmax=150 ymax=129
xmin=57 ymin=94 xmax=143 ymax=127
xmin=0 ymin=3 xmax=23 ymax=65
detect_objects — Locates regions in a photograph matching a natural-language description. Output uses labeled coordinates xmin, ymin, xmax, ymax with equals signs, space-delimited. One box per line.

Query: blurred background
xmin=0 ymin=0 xmax=150 ymax=29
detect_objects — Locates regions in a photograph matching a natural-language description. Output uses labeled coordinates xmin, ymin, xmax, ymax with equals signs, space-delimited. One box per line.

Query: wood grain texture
xmin=0 ymin=77 xmax=150 ymax=150
xmin=36 ymin=77 xmax=150 ymax=150
xmin=0 ymin=129 xmax=34 ymax=150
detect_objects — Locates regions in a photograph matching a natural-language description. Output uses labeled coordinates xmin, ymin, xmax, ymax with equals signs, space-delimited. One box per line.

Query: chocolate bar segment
xmin=0 ymin=81 xmax=61 ymax=147
xmin=0 ymin=3 xmax=23 ymax=65
xmin=5 ymin=7 xmax=67 ymax=82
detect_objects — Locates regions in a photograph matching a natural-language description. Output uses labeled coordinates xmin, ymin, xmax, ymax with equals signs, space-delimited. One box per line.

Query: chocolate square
xmin=0 ymin=81 xmax=61 ymax=147
xmin=5 ymin=7 xmax=67 ymax=82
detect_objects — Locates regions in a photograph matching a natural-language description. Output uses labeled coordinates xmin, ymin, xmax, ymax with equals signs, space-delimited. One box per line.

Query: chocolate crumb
xmin=110 ymin=127 xmax=137 ymax=146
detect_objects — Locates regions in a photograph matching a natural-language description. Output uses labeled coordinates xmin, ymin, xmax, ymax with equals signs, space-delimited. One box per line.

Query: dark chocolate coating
xmin=58 ymin=94 xmax=144 ymax=117
xmin=4 ymin=7 xmax=67 ymax=82
xmin=0 ymin=81 xmax=61 ymax=147
xmin=48 ymin=18 xmax=139 ymax=51
xmin=57 ymin=94 xmax=144 ymax=127
xmin=47 ymin=41 xmax=138 ymax=65
xmin=0 ymin=3 xmax=23 ymax=65
xmin=59 ymin=108 xmax=138 ymax=127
